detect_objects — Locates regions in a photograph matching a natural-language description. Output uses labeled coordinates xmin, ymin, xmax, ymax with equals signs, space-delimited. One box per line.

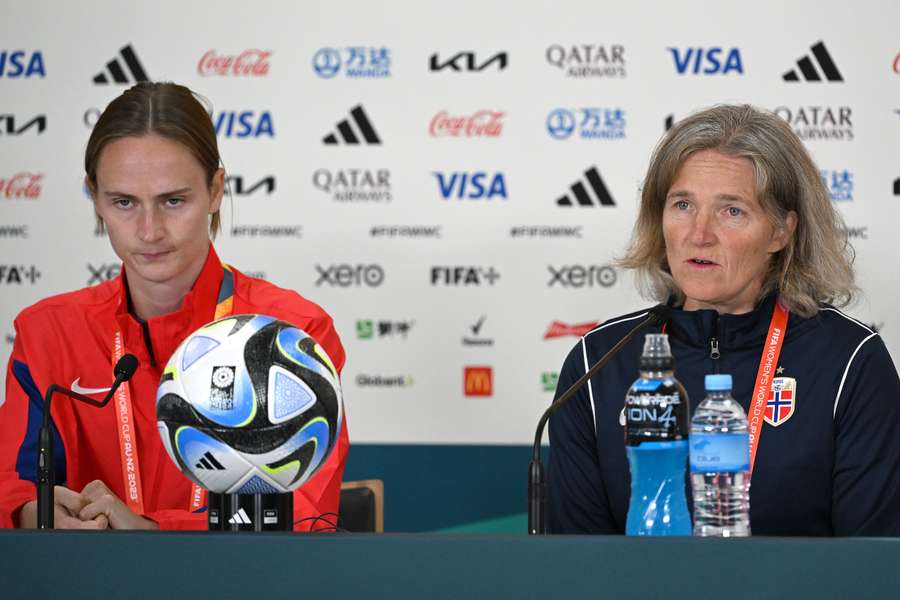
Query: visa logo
xmin=212 ymin=111 xmax=274 ymax=138
xmin=668 ymin=47 xmax=743 ymax=75
xmin=0 ymin=51 xmax=46 ymax=78
xmin=433 ymin=172 xmax=507 ymax=199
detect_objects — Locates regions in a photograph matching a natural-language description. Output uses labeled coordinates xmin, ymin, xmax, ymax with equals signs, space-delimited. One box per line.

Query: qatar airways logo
xmin=0 ymin=173 xmax=42 ymax=199
xmin=197 ymin=49 xmax=271 ymax=76
xmin=429 ymin=110 xmax=504 ymax=137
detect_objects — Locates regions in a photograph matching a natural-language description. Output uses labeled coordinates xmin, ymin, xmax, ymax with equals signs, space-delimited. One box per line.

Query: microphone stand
xmin=528 ymin=306 xmax=670 ymax=535
xmin=37 ymin=354 xmax=138 ymax=529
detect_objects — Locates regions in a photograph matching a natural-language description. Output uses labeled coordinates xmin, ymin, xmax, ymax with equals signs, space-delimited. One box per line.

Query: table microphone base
xmin=207 ymin=492 xmax=293 ymax=531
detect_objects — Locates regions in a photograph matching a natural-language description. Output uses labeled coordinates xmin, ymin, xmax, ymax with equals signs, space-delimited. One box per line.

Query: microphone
xmin=37 ymin=353 xmax=139 ymax=529
xmin=528 ymin=305 xmax=671 ymax=535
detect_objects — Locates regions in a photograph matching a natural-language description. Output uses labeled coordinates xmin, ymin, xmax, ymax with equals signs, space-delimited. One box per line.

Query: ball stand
xmin=207 ymin=492 xmax=293 ymax=531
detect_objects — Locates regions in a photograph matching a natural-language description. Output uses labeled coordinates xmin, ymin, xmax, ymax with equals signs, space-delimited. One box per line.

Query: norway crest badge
xmin=765 ymin=377 xmax=796 ymax=427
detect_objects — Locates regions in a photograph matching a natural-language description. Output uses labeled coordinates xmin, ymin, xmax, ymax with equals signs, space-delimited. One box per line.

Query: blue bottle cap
xmin=705 ymin=374 xmax=733 ymax=391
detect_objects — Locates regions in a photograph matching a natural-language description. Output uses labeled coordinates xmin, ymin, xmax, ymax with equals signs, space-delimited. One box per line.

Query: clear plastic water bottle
xmin=689 ymin=374 xmax=751 ymax=537
xmin=624 ymin=333 xmax=691 ymax=535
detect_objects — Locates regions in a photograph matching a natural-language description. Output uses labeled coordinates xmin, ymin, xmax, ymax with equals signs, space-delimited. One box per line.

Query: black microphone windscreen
xmin=114 ymin=354 xmax=139 ymax=380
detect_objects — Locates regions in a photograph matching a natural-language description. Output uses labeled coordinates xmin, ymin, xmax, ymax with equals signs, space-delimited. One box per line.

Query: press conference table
xmin=1 ymin=531 xmax=898 ymax=599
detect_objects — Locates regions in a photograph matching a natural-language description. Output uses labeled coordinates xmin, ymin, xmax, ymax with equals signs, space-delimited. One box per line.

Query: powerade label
xmin=690 ymin=433 xmax=749 ymax=473
xmin=624 ymin=377 xmax=689 ymax=446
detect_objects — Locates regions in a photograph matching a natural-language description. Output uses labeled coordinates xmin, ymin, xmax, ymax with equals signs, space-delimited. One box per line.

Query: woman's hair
xmin=84 ymin=81 xmax=222 ymax=238
xmin=619 ymin=104 xmax=855 ymax=317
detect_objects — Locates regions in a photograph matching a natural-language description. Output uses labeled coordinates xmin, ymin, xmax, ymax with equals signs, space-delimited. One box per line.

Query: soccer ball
xmin=156 ymin=314 xmax=342 ymax=495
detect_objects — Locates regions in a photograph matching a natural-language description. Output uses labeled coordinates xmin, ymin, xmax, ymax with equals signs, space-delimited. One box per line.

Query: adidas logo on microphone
xmin=323 ymin=105 xmax=381 ymax=145
xmin=557 ymin=167 xmax=615 ymax=207
xmin=783 ymin=41 xmax=843 ymax=82
xmin=228 ymin=508 xmax=252 ymax=525
xmin=93 ymin=44 xmax=150 ymax=84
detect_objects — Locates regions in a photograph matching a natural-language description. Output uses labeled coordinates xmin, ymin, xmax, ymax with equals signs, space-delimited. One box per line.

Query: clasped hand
xmin=20 ymin=480 xmax=158 ymax=530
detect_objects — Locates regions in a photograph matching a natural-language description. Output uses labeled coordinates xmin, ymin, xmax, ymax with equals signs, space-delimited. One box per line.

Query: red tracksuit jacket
xmin=0 ymin=245 xmax=349 ymax=530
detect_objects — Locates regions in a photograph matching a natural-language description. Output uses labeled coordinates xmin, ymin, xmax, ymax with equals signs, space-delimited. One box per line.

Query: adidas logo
xmin=323 ymin=105 xmax=381 ymax=145
xmin=93 ymin=44 xmax=149 ymax=84
xmin=557 ymin=167 xmax=615 ymax=207
xmin=228 ymin=508 xmax=252 ymax=525
xmin=783 ymin=41 xmax=843 ymax=82
xmin=194 ymin=451 xmax=226 ymax=471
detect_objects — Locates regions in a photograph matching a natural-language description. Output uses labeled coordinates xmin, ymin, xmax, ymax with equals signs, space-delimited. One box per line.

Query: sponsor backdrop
xmin=1 ymin=1 xmax=898 ymax=531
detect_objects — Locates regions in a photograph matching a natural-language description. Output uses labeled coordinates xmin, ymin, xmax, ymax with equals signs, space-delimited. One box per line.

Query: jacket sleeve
xmin=0 ymin=325 xmax=66 ymax=528
xmin=548 ymin=341 xmax=617 ymax=533
xmin=832 ymin=334 xmax=900 ymax=536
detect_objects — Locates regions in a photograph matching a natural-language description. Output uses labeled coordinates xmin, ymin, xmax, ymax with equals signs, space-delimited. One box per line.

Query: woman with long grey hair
xmin=549 ymin=104 xmax=900 ymax=536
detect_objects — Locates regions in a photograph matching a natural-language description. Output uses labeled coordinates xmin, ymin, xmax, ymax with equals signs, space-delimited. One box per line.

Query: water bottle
xmin=624 ymin=333 xmax=691 ymax=535
xmin=689 ymin=374 xmax=751 ymax=537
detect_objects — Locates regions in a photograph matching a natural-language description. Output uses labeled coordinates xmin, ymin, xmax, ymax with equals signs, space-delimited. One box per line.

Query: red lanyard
xmin=112 ymin=266 xmax=234 ymax=515
xmin=748 ymin=302 xmax=789 ymax=474
xmin=661 ymin=300 xmax=790 ymax=474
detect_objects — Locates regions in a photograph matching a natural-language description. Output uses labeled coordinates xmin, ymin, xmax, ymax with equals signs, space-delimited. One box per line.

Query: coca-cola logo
xmin=429 ymin=110 xmax=504 ymax=137
xmin=0 ymin=173 xmax=42 ymax=199
xmin=197 ymin=49 xmax=272 ymax=76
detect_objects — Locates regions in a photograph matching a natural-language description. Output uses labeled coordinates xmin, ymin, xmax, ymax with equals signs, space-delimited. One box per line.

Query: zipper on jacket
xmin=709 ymin=315 xmax=721 ymax=372
xmin=141 ymin=320 xmax=157 ymax=368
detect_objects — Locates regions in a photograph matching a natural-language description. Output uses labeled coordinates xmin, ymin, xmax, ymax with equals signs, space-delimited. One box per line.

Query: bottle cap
xmin=705 ymin=374 xmax=733 ymax=391
xmin=640 ymin=333 xmax=673 ymax=369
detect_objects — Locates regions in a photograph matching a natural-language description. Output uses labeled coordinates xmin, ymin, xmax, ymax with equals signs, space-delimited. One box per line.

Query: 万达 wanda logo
xmin=356 ymin=374 xmax=414 ymax=388
xmin=546 ymin=44 xmax=625 ymax=78
xmin=312 ymin=47 xmax=391 ymax=78
xmin=313 ymin=169 xmax=391 ymax=202
xmin=197 ymin=49 xmax=271 ymax=76
xmin=547 ymin=108 xmax=625 ymax=140
xmin=87 ymin=263 xmax=121 ymax=285
xmin=0 ymin=265 xmax=41 ymax=284
xmin=316 ymin=264 xmax=384 ymax=287
xmin=547 ymin=265 xmax=617 ymax=288
xmin=773 ymin=106 xmax=852 ymax=141
xmin=430 ymin=110 xmax=504 ymax=137
xmin=0 ymin=173 xmax=42 ymax=199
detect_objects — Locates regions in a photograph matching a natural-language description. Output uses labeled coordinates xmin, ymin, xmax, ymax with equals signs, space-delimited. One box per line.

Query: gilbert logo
xmin=198 ymin=49 xmax=271 ymax=76
xmin=464 ymin=367 xmax=493 ymax=397
xmin=544 ymin=321 xmax=600 ymax=340
xmin=430 ymin=111 xmax=504 ymax=137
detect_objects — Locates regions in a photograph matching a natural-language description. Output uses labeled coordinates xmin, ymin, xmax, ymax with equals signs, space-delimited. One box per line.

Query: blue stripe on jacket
xmin=12 ymin=360 xmax=66 ymax=486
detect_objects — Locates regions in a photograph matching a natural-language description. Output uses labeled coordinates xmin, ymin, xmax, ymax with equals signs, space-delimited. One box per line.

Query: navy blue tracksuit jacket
xmin=549 ymin=294 xmax=900 ymax=536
